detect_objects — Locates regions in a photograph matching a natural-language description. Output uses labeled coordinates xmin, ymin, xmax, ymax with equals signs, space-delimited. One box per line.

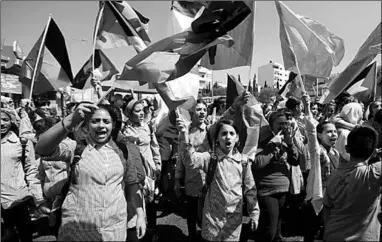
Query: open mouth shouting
xmin=95 ymin=130 xmax=109 ymax=141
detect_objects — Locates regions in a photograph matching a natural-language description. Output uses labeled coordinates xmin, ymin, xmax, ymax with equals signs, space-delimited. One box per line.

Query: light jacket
xmin=1 ymin=131 xmax=44 ymax=209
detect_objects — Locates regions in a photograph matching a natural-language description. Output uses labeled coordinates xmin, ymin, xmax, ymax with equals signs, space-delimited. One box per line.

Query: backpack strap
xmin=201 ymin=153 xmax=218 ymax=196
xmin=60 ymin=140 xmax=87 ymax=198
xmin=19 ymin=137 xmax=28 ymax=170
xmin=241 ymin=156 xmax=249 ymax=195
xmin=117 ymin=139 xmax=147 ymax=185
xmin=19 ymin=137 xmax=29 ymax=184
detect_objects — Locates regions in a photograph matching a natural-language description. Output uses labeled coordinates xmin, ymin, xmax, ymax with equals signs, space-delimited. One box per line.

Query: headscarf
xmin=1 ymin=109 xmax=19 ymax=127
xmin=124 ymin=98 xmax=140 ymax=118
xmin=339 ymin=102 xmax=363 ymax=125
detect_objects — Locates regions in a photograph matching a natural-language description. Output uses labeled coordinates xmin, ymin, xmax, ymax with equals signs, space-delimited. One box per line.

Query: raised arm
xmin=176 ymin=116 xmax=210 ymax=173
xmin=335 ymin=117 xmax=355 ymax=130
xmin=35 ymin=103 xmax=98 ymax=156
xmin=302 ymin=93 xmax=320 ymax=163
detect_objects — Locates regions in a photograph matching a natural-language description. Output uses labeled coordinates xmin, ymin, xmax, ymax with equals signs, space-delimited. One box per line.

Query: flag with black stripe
xmin=345 ymin=62 xmax=377 ymax=102
xmin=72 ymin=49 xmax=118 ymax=89
xmin=96 ymin=1 xmax=151 ymax=53
xmin=226 ymin=73 xmax=245 ymax=109
xmin=278 ymin=72 xmax=298 ymax=98
xmin=20 ymin=17 xmax=73 ymax=98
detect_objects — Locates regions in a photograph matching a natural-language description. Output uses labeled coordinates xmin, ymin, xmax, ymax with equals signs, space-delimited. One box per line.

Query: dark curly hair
xmin=75 ymin=102 xmax=123 ymax=142
xmin=97 ymin=104 xmax=123 ymax=141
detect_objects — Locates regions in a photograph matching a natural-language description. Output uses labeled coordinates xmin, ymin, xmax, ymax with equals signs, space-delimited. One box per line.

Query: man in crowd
xmin=323 ymin=126 xmax=381 ymax=241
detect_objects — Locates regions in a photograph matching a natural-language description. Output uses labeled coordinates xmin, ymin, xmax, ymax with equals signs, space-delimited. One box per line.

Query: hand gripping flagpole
xmin=29 ymin=14 xmax=52 ymax=100
xmin=92 ymin=1 xmax=105 ymax=96
xmin=294 ymin=65 xmax=306 ymax=95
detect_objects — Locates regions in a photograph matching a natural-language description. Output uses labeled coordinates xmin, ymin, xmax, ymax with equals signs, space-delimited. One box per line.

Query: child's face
xmin=193 ymin=103 xmax=207 ymax=125
xmin=217 ymin=124 xmax=239 ymax=154
xmin=318 ymin=123 xmax=338 ymax=147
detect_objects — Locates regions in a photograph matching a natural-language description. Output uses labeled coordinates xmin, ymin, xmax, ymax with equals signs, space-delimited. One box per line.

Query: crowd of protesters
xmin=1 ymin=81 xmax=381 ymax=242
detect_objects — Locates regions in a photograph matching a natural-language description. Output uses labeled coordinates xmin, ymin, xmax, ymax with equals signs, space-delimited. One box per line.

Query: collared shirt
xmin=186 ymin=147 xmax=260 ymax=242
xmin=176 ymin=123 xmax=209 ymax=197
xmin=45 ymin=139 xmax=133 ymax=241
xmin=323 ymin=161 xmax=381 ymax=241
xmin=120 ymin=120 xmax=161 ymax=172
xmin=1 ymin=131 xmax=43 ymax=209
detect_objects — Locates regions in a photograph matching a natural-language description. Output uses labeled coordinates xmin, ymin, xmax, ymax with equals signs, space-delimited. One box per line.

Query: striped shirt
xmin=45 ymin=140 xmax=133 ymax=241
xmin=1 ymin=131 xmax=44 ymax=209
xmin=121 ymin=120 xmax=161 ymax=172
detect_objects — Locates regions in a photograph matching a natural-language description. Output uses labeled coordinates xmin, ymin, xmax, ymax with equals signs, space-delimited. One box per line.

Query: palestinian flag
xmin=20 ymin=16 xmax=73 ymax=98
xmin=72 ymin=49 xmax=118 ymax=89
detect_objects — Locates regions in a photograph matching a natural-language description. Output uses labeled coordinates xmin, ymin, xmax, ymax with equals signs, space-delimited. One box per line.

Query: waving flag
xmin=345 ymin=62 xmax=377 ymax=103
xmin=220 ymin=74 xmax=271 ymax=159
xmin=155 ymin=72 xmax=200 ymax=110
xmin=96 ymin=1 xmax=150 ymax=52
xmin=20 ymin=16 xmax=73 ymax=98
xmin=200 ymin=1 xmax=255 ymax=70
xmin=278 ymin=72 xmax=300 ymax=98
xmin=168 ymin=1 xmax=206 ymax=35
xmin=118 ymin=1 xmax=252 ymax=110
xmin=72 ymin=49 xmax=118 ymax=89
xmin=275 ymin=1 xmax=345 ymax=79
xmin=226 ymin=73 xmax=245 ymax=109
xmin=320 ymin=22 xmax=381 ymax=104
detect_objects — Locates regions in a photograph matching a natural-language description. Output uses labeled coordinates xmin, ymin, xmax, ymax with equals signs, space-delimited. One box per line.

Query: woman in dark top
xmin=252 ymin=110 xmax=300 ymax=242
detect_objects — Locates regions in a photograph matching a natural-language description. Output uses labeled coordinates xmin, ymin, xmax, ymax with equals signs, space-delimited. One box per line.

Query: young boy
xmin=323 ymin=126 xmax=381 ymax=241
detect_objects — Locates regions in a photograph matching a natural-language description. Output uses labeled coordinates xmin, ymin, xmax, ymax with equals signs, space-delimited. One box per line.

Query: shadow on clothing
xmin=58 ymin=221 xmax=103 ymax=241
xmin=154 ymin=225 xmax=187 ymax=242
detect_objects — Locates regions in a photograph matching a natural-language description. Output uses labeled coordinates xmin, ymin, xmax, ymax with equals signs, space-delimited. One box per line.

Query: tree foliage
xmin=258 ymin=87 xmax=279 ymax=104
xmin=199 ymin=86 xmax=227 ymax=97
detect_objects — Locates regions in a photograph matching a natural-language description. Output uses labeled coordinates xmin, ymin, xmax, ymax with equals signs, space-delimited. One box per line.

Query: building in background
xmin=198 ymin=65 xmax=212 ymax=89
xmin=1 ymin=41 xmax=25 ymax=105
xmin=258 ymin=61 xmax=290 ymax=88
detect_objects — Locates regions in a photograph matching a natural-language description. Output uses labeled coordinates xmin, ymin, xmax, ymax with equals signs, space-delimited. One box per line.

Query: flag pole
xmin=316 ymin=78 xmax=319 ymax=97
xmin=295 ymin=66 xmax=306 ymax=95
xmin=29 ymin=14 xmax=52 ymax=100
xmin=92 ymin=1 xmax=105 ymax=95
xmin=211 ymin=70 xmax=214 ymax=98
xmin=373 ymin=63 xmax=377 ymax=101
xmin=248 ymin=1 xmax=256 ymax=88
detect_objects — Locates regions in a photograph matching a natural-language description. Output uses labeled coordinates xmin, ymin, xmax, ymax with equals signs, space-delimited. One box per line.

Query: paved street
xmin=2 ymin=197 xmax=303 ymax=241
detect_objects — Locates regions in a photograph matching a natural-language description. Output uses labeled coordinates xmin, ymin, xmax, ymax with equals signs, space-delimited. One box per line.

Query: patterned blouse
xmin=1 ymin=131 xmax=44 ymax=209
xmin=120 ymin=120 xmax=161 ymax=173
xmin=185 ymin=147 xmax=260 ymax=242
xmin=43 ymin=139 xmax=137 ymax=241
